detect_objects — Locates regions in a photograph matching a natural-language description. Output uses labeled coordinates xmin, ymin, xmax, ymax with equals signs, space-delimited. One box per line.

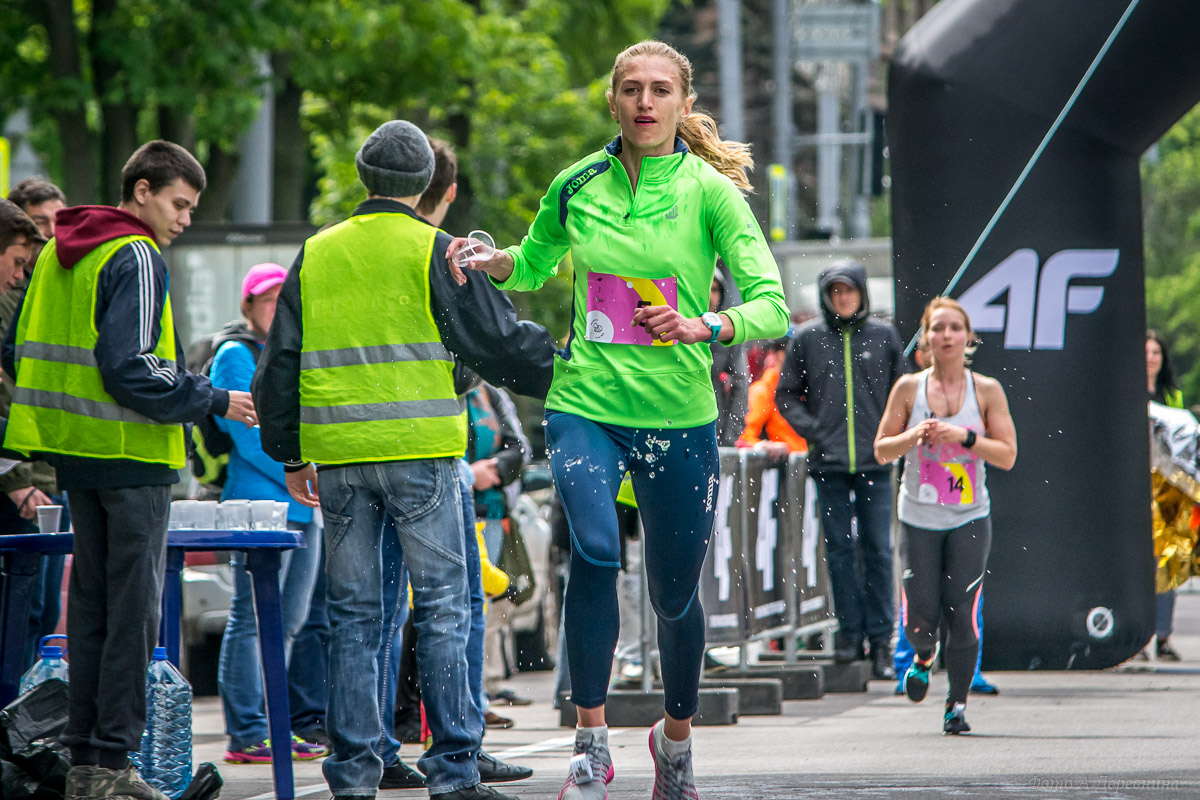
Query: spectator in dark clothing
xmin=775 ymin=260 xmax=905 ymax=679
xmin=3 ymin=141 xmax=256 ymax=800
xmin=710 ymin=265 xmax=748 ymax=446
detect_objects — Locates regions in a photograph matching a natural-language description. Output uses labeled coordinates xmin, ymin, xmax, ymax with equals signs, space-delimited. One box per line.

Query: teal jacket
xmin=500 ymin=137 xmax=789 ymax=428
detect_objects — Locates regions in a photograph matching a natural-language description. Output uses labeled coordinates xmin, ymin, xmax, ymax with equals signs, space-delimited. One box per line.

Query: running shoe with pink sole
xmin=558 ymin=729 xmax=614 ymax=800
xmin=649 ymin=721 xmax=699 ymax=800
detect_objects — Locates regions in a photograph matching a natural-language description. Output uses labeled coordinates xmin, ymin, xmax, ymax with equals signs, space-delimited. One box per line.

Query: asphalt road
xmin=197 ymin=587 xmax=1200 ymax=800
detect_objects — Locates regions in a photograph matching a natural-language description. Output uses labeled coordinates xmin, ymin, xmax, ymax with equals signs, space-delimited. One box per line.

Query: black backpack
xmin=187 ymin=322 xmax=260 ymax=487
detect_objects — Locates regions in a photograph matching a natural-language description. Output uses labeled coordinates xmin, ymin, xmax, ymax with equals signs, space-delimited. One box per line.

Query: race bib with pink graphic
xmin=917 ymin=459 xmax=978 ymax=505
xmin=584 ymin=272 xmax=679 ymax=346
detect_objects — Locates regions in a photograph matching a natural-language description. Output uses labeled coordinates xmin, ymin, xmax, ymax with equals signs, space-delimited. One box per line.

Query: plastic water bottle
xmin=134 ymin=647 xmax=192 ymax=798
xmin=18 ymin=635 xmax=69 ymax=695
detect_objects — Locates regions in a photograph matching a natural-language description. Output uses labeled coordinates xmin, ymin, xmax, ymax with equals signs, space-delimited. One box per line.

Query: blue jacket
xmin=211 ymin=337 xmax=312 ymax=524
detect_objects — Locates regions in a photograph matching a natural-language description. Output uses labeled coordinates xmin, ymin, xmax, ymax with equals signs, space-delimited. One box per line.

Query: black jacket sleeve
xmin=488 ymin=385 xmax=531 ymax=486
xmin=94 ymin=241 xmax=230 ymax=423
xmin=254 ymin=244 xmax=305 ymax=464
xmin=428 ymin=231 xmax=556 ymax=400
xmin=775 ymin=333 xmax=822 ymax=442
xmin=2 ymin=289 xmax=24 ymax=379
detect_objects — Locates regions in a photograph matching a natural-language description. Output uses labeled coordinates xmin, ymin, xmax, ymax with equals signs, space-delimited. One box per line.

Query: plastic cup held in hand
xmin=36 ymin=504 xmax=63 ymax=533
xmin=453 ymin=230 xmax=496 ymax=267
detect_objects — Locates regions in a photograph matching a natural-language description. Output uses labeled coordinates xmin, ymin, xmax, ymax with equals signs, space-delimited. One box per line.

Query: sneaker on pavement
xmin=969 ymin=676 xmax=1000 ymax=695
xmin=295 ymin=726 xmax=332 ymax=750
xmin=484 ymin=710 xmax=515 ymax=729
xmin=291 ymin=733 xmax=328 ymax=761
xmin=943 ymin=702 xmax=971 ymax=735
xmin=904 ymin=644 xmax=938 ymax=704
xmin=649 ymin=720 xmax=698 ymax=800
xmin=559 ymin=727 xmax=614 ymax=800
xmin=489 ymin=688 xmax=533 ymax=706
xmin=1157 ymin=640 xmax=1182 ymax=662
xmin=379 ymin=759 xmax=426 ymax=790
xmin=225 ymin=739 xmax=274 ymax=764
xmin=870 ymin=646 xmax=896 ymax=681
xmin=88 ymin=763 xmax=169 ymax=800
xmin=432 ymin=783 xmax=520 ymax=800
xmin=478 ymin=750 xmax=533 ymax=783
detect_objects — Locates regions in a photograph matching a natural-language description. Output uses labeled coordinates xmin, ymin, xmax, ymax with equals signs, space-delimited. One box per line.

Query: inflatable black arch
xmin=888 ymin=0 xmax=1200 ymax=670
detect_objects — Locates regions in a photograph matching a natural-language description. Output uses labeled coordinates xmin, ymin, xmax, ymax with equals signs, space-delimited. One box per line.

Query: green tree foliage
xmin=0 ymin=0 xmax=289 ymax=209
xmin=1144 ymin=104 xmax=1200 ymax=402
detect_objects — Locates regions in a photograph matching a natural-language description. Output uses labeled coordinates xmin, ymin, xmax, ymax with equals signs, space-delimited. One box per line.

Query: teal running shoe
xmin=943 ymin=702 xmax=971 ymax=735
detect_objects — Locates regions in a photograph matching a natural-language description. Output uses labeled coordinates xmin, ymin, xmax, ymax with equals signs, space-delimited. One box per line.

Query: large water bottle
xmin=134 ymin=647 xmax=192 ymax=798
xmin=18 ymin=635 xmax=69 ymax=695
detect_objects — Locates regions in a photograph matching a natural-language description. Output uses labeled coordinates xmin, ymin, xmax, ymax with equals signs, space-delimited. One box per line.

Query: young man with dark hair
xmin=0 ymin=199 xmax=43 ymax=287
xmin=1 ymin=184 xmax=69 ymax=670
xmin=9 ymin=178 xmax=67 ymax=239
xmin=3 ymin=140 xmax=253 ymax=800
xmin=415 ymin=138 xmax=458 ymax=220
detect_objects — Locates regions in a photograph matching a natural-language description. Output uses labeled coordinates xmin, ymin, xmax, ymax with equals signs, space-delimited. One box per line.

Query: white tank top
xmin=898 ymin=370 xmax=990 ymax=530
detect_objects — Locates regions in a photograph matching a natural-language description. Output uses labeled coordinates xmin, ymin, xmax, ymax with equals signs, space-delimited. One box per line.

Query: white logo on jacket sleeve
xmin=956 ymin=248 xmax=1119 ymax=350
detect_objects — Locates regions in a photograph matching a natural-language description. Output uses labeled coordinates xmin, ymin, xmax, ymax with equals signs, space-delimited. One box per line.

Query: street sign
xmin=794 ymin=3 xmax=880 ymax=61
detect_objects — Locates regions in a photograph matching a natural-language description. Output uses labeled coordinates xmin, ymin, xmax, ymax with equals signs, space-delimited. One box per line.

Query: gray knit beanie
xmin=355 ymin=121 xmax=435 ymax=198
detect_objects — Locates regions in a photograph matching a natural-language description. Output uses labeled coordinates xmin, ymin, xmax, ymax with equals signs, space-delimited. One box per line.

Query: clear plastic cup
xmin=194 ymin=500 xmax=218 ymax=529
xmin=170 ymin=500 xmax=199 ymax=530
xmin=452 ymin=230 xmax=496 ymax=267
xmin=273 ymin=502 xmax=290 ymax=530
xmin=219 ymin=499 xmax=250 ymax=530
xmin=250 ymin=500 xmax=276 ymax=530
xmin=36 ymin=505 xmax=63 ymax=534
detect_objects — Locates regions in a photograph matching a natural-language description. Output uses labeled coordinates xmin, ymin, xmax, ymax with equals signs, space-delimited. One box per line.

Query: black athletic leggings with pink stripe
xmin=900 ymin=517 xmax=991 ymax=706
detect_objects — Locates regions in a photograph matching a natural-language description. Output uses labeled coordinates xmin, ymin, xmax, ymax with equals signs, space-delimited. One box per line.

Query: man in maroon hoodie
xmin=3 ymin=141 xmax=256 ymax=800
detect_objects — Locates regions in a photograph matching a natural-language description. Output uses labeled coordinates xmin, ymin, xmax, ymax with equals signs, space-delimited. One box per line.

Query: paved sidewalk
xmin=198 ymin=589 xmax=1200 ymax=799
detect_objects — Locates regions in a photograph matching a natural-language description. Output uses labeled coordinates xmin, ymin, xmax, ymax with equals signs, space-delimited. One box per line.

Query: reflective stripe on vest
xmin=4 ymin=235 xmax=186 ymax=468
xmin=298 ymin=213 xmax=466 ymax=464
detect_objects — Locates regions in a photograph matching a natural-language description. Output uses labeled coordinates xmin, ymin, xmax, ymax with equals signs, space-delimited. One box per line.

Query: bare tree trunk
xmin=30 ymin=0 xmax=98 ymax=204
xmin=158 ymin=106 xmax=197 ymax=152
xmin=99 ymin=103 xmax=138 ymax=204
xmin=271 ymin=52 xmax=307 ymax=221
xmin=90 ymin=0 xmax=137 ymax=203
xmin=194 ymin=143 xmax=240 ymax=222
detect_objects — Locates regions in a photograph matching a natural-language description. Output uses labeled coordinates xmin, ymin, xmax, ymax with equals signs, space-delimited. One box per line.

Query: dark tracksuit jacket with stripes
xmin=1 ymin=205 xmax=230 ymax=490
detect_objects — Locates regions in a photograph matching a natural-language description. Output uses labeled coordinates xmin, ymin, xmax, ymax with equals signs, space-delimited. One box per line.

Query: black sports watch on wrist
xmin=963 ymin=430 xmax=977 ymax=449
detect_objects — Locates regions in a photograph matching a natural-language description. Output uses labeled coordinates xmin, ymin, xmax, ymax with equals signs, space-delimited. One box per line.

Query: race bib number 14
xmin=918 ymin=460 xmax=977 ymax=505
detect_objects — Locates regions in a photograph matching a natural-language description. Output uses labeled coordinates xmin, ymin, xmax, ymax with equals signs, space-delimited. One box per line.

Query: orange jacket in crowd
xmin=736 ymin=365 xmax=807 ymax=452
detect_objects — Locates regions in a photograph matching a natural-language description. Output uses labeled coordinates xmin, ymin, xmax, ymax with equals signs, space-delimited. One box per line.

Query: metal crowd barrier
xmin=698 ymin=448 xmax=836 ymax=666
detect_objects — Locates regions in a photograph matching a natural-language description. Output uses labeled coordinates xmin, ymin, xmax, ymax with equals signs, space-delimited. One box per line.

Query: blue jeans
xmin=218 ymin=519 xmax=322 ymax=750
xmin=319 ymin=460 xmax=478 ymax=796
xmin=457 ymin=459 xmax=487 ymax=734
xmin=545 ymin=411 xmax=717 ymax=721
xmin=374 ymin=517 xmax=409 ymax=767
xmin=812 ymin=470 xmax=895 ymax=651
xmin=1156 ymin=590 xmax=1176 ymax=640
xmin=290 ymin=544 xmax=329 ymax=736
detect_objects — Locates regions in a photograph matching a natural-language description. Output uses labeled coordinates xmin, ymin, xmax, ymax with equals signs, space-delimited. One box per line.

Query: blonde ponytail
xmin=677 ymin=111 xmax=754 ymax=192
xmin=609 ymin=40 xmax=754 ymax=192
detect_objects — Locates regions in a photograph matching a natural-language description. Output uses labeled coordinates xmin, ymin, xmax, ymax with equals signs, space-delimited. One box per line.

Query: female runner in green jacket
xmin=448 ymin=40 xmax=789 ymax=800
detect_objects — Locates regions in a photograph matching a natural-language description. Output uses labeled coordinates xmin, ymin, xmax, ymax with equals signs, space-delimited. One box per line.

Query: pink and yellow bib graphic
xmin=585 ymin=272 xmax=679 ymax=346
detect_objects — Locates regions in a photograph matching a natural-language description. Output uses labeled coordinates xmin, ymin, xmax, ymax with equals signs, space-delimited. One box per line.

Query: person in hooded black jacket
xmin=775 ymin=260 xmax=905 ymax=677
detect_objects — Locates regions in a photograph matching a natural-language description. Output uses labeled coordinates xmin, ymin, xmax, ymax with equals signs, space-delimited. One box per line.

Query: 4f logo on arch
xmin=955 ymin=248 xmax=1119 ymax=350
